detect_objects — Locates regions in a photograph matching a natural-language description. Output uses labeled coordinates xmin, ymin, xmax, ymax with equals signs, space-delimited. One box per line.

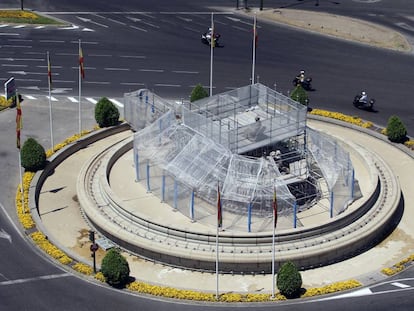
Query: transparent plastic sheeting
xmin=307 ymin=127 xmax=354 ymax=216
xmin=126 ymin=84 xmax=355 ymax=230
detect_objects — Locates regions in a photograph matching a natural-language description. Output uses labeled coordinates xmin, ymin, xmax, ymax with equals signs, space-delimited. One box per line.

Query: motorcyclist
xmin=206 ymin=27 xmax=212 ymax=39
xmin=359 ymin=91 xmax=368 ymax=104
xmin=294 ymin=70 xmax=305 ymax=86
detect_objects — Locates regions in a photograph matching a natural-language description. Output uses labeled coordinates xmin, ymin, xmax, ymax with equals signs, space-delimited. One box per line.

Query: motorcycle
xmin=292 ymin=76 xmax=313 ymax=91
xmin=201 ymin=32 xmax=220 ymax=47
xmin=353 ymin=94 xmax=375 ymax=110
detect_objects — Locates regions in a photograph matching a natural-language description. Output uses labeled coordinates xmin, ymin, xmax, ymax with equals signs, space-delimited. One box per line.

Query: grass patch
xmin=0 ymin=10 xmax=63 ymax=25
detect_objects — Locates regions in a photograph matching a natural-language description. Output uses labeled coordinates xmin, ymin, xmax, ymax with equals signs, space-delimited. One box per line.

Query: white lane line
xmin=0 ymin=33 xmax=20 ymax=36
xmin=86 ymin=97 xmax=98 ymax=104
xmin=88 ymin=54 xmax=112 ymax=57
xmin=104 ymin=68 xmax=130 ymax=71
xmin=139 ymin=69 xmax=164 ymax=72
xmin=1 ymin=64 xmax=28 ymax=67
xmin=0 ymin=273 xmax=71 ymax=286
xmin=0 ymin=24 xmax=8 ymax=28
xmin=130 ymin=25 xmax=147 ymax=32
xmin=25 ymin=95 xmax=36 ymax=100
xmin=120 ymin=55 xmax=146 ymax=59
xmin=109 ymin=98 xmax=124 ymax=108
xmin=391 ymin=282 xmax=410 ymax=288
xmin=172 ymin=70 xmax=198 ymax=74
xmin=120 ymin=82 xmax=145 ymax=86
xmin=8 ymin=39 xmax=32 ymax=42
xmin=39 ymin=40 xmax=65 ymax=43
xmin=46 ymin=96 xmax=58 ymax=102
xmin=35 ymin=25 xmax=46 ymax=29
xmin=68 ymin=97 xmax=78 ymax=103
xmin=13 ymin=25 xmax=25 ymax=29
xmin=154 ymin=83 xmax=181 ymax=87
xmin=321 ymin=287 xmax=373 ymax=300
xmin=84 ymin=81 xmax=110 ymax=85
xmin=1 ymin=45 xmax=32 ymax=48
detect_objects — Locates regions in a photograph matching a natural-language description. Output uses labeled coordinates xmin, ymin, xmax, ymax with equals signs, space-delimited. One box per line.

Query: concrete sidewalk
xmin=35 ymin=117 xmax=414 ymax=293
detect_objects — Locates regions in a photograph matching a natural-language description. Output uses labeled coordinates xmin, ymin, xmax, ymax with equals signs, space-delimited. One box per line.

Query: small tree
xmin=20 ymin=138 xmax=46 ymax=172
xmin=386 ymin=115 xmax=407 ymax=143
xmin=290 ymin=85 xmax=308 ymax=106
xmin=190 ymin=84 xmax=209 ymax=102
xmin=94 ymin=97 xmax=120 ymax=128
xmin=277 ymin=261 xmax=302 ymax=298
xmin=100 ymin=248 xmax=130 ymax=288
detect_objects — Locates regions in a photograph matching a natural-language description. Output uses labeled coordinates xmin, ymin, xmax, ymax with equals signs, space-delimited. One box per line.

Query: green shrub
xmin=386 ymin=115 xmax=407 ymax=143
xmin=101 ymin=248 xmax=130 ymax=288
xmin=190 ymin=84 xmax=209 ymax=102
xmin=94 ymin=97 xmax=120 ymax=127
xmin=20 ymin=138 xmax=46 ymax=172
xmin=290 ymin=85 xmax=308 ymax=106
xmin=277 ymin=261 xmax=302 ymax=298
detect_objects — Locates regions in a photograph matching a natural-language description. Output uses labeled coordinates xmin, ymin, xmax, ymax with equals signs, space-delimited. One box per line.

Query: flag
xmin=79 ymin=44 xmax=85 ymax=79
xmin=47 ymin=52 xmax=52 ymax=87
xmin=217 ymin=183 xmax=222 ymax=228
xmin=273 ymin=187 xmax=278 ymax=228
xmin=16 ymin=95 xmax=22 ymax=149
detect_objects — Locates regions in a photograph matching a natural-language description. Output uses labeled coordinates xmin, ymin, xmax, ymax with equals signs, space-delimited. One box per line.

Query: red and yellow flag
xmin=47 ymin=52 xmax=52 ymax=87
xmin=217 ymin=183 xmax=222 ymax=228
xmin=79 ymin=45 xmax=85 ymax=79
xmin=273 ymin=187 xmax=278 ymax=228
xmin=16 ymin=95 xmax=22 ymax=149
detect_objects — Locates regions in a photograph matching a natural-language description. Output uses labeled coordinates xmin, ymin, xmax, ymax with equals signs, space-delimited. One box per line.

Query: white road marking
xmin=391 ymin=282 xmax=410 ymax=288
xmin=88 ymin=54 xmax=112 ymax=57
xmin=139 ymin=69 xmax=164 ymax=72
xmin=104 ymin=67 xmax=130 ymax=71
xmin=86 ymin=97 xmax=98 ymax=104
xmin=130 ymin=25 xmax=147 ymax=32
xmin=0 ymin=273 xmax=71 ymax=286
xmin=8 ymin=39 xmax=32 ymax=42
xmin=13 ymin=25 xmax=25 ymax=29
xmin=40 ymin=40 xmax=65 ymax=43
xmin=68 ymin=97 xmax=78 ymax=103
xmin=1 ymin=64 xmax=28 ymax=67
xmin=1 ymin=45 xmax=32 ymax=48
xmin=120 ymin=82 xmax=145 ymax=86
xmin=109 ymin=98 xmax=124 ymax=108
xmin=0 ymin=33 xmax=20 ymax=36
xmin=172 ymin=70 xmax=198 ymax=74
xmin=84 ymin=81 xmax=110 ymax=85
xmin=120 ymin=55 xmax=146 ymax=59
xmin=0 ymin=24 xmax=8 ymax=28
xmin=25 ymin=95 xmax=36 ymax=100
xmin=154 ymin=83 xmax=181 ymax=87
xmin=35 ymin=25 xmax=46 ymax=29
xmin=46 ymin=96 xmax=58 ymax=102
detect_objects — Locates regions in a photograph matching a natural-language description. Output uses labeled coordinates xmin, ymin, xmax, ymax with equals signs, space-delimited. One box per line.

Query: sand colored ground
xmin=247 ymin=8 xmax=411 ymax=52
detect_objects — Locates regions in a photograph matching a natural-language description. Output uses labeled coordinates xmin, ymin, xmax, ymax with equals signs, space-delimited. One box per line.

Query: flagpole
xmin=78 ymin=39 xmax=82 ymax=134
xmin=47 ymin=51 xmax=54 ymax=151
xmin=272 ymin=213 xmax=276 ymax=298
xmin=16 ymin=91 xmax=24 ymax=213
xmin=216 ymin=182 xmax=221 ymax=300
xmin=210 ymin=12 xmax=214 ymax=97
xmin=252 ymin=13 xmax=257 ymax=85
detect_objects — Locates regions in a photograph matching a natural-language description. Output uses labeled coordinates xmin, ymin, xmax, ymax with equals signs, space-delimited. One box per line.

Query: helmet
xmin=362 ymin=91 xmax=366 ymax=95
xmin=208 ymin=27 xmax=212 ymax=31
xmin=300 ymin=70 xmax=305 ymax=74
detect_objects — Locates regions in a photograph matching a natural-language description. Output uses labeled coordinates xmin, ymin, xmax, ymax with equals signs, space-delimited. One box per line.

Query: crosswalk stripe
xmin=13 ymin=25 xmax=25 ymax=29
xmin=391 ymin=282 xmax=410 ymax=288
xmin=86 ymin=97 xmax=97 ymax=104
xmin=109 ymin=98 xmax=124 ymax=108
xmin=47 ymin=96 xmax=58 ymax=102
xmin=68 ymin=97 xmax=78 ymax=103
xmin=25 ymin=95 xmax=36 ymax=100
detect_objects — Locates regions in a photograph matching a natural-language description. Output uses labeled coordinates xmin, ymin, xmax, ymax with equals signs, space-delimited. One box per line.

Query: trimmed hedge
xmin=101 ymin=248 xmax=130 ymax=287
xmin=386 ymin=115 xmax=407 ymax=143
xmin=290 ymin=85 xmax=308 ymax=106
xmin=20 ymin=138 xmax=46 ymax=172
xmin=277 ymin=261 xmax=302 ymax=298
xmin=190 ymin=84 xmax=208 ymax=102
xmin=95 ymin=97 xmax=120 ymax=128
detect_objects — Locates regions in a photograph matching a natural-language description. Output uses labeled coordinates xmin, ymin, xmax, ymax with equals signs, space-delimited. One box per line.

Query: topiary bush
xmin=277 ymin=261 xmax=302 ymax=298
xmin=20 ymin=138 xmax=46 ymax=172
xmin=94 ymin=97 xmax=120 ymax=128
xmin=100 ymin=248 xmax=130 ymax=288
xmin=290 ymin=85 xmax=308 ymax=106
xmin=386 ymin=115 xmax=407 ymax=143
xmin=190 ymin=83 xmax=209 ymax=102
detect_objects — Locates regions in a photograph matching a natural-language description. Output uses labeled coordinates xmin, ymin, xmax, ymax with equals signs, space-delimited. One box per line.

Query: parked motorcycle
xmin=292 ymin=76 xmax=313 ymax=91
xmin=201 ymin=32 xmax=220 ymax=46
xmin=353 ymin=94 xmax=375 ymax=110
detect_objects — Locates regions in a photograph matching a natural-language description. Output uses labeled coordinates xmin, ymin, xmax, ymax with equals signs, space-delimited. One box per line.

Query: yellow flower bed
xmin=16 ymin=172 xmax=35 ymax=229
xmin=95 ymin=271 xmax=106 ymax=282
xmin=381 ymin=254 xmax=414 ymax=276
xmin=30 ymin=231 xmax=72 ymax=265
xmin=404 ymin=139 xmax=414 ymax=148
xmin=0 ymin=10 xmax=38 ymax=20
xmin=301 ymin=280 xmax=361 ymax=297
xmin=310 ymin=109 xmax=373 ymax=128
xmin=73 ymin=262 xmax=93 ymax=275
xmin=0 ymin=96 xmax=14 ymax=107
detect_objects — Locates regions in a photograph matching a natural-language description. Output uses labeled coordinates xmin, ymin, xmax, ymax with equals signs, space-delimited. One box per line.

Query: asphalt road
xmin=1 ymin=0 xmax=414 ymax=310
